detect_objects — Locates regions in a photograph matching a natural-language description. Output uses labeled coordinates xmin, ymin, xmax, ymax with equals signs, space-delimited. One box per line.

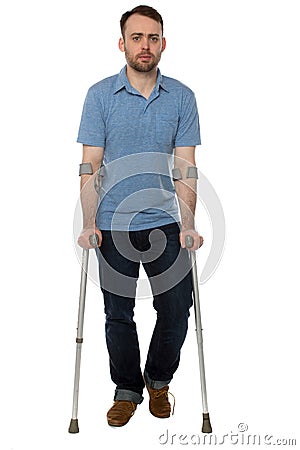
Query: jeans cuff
xmin=144 ymin=371 xmax=171 ymax=390
xmin=114 ymin=389 xmax=144 ymax=404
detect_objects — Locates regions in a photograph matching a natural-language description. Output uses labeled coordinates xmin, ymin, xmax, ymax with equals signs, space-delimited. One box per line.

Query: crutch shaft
xmin=185 ymin=235 xmax=212 ymax=433
xmin=69 ymin=248 xmax=89 ymax=433
xmin=190 ymin=251 xmax=209 ymax=413
xmin=76 ymin=249 xmax=89 ymax=343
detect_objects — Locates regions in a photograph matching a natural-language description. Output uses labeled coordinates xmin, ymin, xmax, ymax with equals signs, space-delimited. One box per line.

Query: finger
xmin=95 ymin=231 xmax=102 ymax=247
xmin=78 ymin=235 xmax=93 ymax=249
xmin=179 ymin=232 xmax=185 ymax=248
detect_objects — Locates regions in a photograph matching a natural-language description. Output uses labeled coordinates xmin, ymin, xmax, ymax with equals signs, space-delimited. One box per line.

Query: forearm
xmin=79 ymin=145 xmax=104 ymax=229
xmin=175 ymin=176 xmax=197 ymax=231
xmin=80 ymin=173 xmax=99 ymax=228
xmin=174 ymin=147 xmax=197 ymax=231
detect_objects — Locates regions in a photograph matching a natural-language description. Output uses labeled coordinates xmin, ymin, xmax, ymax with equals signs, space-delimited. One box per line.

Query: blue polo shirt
xmin=77 ymin=66 xmax=201 ymax=231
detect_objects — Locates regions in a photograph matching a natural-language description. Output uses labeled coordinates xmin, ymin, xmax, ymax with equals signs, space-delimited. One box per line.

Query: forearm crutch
xmin=68 ymin=234 xmax=99 ymax=434
xmin=185 ymin=235 xmax=212 ymax=433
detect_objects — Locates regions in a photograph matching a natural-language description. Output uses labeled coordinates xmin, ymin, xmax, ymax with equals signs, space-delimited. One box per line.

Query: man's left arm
xmin=174 ymin=146 xmax=204 ymax=251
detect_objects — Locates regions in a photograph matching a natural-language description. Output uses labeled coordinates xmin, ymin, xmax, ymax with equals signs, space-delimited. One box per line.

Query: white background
xmin=1 ymin=0 xmax=299 ymax=449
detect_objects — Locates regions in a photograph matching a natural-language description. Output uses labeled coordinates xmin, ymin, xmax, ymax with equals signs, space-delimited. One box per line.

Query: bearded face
xmin=119 ymin=14 xmax=166 ymax=74
xmin=124 ymin=46 xmax=162 ymax=73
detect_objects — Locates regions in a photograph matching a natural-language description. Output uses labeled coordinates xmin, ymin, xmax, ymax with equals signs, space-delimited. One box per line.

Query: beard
xmin=125 ymin=49 xmax=162 ymax=73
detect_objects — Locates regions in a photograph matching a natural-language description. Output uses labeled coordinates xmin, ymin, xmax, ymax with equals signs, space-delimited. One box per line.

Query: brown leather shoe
xmin=107 ymin=401 xmax=137 ymax=427
xmin=146 ymin=385 xmax=175 ymax=418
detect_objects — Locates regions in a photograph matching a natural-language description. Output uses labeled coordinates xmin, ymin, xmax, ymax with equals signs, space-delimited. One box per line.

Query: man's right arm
xmin=77 ymin=145 xmax=104 ymax=249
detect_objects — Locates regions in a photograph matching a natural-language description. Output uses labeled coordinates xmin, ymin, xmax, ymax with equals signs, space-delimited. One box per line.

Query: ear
xmin=119 ymin=37 xmax=125 ymax=53
xmin=161 ymin=37 xmax=166 ymax=53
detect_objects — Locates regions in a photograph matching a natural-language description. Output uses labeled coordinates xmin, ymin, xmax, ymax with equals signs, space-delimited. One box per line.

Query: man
xmin=77 ymin=5 xmax=203 ymax=427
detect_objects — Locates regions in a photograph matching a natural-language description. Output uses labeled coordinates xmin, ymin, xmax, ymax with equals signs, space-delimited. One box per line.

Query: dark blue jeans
xmin=97 ymin=222 xmax=193 ymax=404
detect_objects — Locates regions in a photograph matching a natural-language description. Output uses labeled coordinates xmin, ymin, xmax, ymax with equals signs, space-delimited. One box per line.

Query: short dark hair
xmin=120 ymin=5 xmax=164 ymax=38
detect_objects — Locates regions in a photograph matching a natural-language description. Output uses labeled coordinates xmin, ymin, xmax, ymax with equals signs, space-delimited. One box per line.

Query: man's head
xmin=120 ymin=5 xmax=164 ymax=38
xmin=119 ymin=5 xmax=166 ymax=73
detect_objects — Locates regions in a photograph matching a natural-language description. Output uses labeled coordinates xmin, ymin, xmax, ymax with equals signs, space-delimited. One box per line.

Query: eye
xmin=151 ymin=37 xmax=159 ymax=43
xmin=133 ymin=36 xmax=140 ymax=41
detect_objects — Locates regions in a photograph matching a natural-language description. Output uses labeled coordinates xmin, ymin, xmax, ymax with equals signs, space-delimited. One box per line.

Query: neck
xmin=126 ymin=65 xmax=158 ymax=99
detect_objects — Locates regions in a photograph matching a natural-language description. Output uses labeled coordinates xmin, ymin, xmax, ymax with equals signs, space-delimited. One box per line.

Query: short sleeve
xmin=175 ymin=89 xmax=201 ymax=147
xmin=77 ymin=86 xmax=106 ymax=147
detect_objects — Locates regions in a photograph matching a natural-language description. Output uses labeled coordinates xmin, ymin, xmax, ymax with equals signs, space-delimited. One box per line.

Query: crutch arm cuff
xmin=172 ymin=166 xmax=199 ymax=181
xmin=172 ymin=167 xmax=182 ymax=181
xmin=79 ymin=162 xmax=93 ymax=176
xmin=186 ymin=166 xmax=198 ymax=179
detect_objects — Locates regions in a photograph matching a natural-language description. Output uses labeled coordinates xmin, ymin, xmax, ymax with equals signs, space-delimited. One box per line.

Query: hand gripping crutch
xmin=185 ymin=235 xmax=212 ymax=433
xmin=68 ymin=234 xmax=99 ymax=434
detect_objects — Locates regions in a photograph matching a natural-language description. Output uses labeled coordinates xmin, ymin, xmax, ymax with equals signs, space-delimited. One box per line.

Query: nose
xmin=141 ymin=37 xmax=150 ymax=50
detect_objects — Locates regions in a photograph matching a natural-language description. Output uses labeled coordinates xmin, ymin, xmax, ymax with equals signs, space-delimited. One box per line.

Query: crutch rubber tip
xmin=68 ymin=418 xmax=79 ymax=434
xmin=202 ymin=413 xmax=212 ymax=433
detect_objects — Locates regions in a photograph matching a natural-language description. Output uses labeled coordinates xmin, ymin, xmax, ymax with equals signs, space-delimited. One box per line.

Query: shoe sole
xmin=107 ymin=411 xmax=135 ymax=427
xmin=149 ymin=408 xmax=171 ymax=419
xmin=107 ymin=421 xmax=130 ymax=427
xmin=107 ymin=416 xmax=133 ymax=427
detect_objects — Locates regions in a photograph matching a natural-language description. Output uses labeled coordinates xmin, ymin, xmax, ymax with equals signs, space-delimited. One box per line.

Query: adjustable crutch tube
xmin=68 ymin=234 xmax=99 ymax=434
xmin=185 ymin=235 xmax=212 ymax=434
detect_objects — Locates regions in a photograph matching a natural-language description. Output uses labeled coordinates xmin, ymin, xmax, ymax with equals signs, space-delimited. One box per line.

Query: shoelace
xmin=153 ymin=388 xmax=176 ymax=415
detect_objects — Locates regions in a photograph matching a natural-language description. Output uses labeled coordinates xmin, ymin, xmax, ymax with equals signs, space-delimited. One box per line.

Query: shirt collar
xmin=113 ymin=65 xmax=169 ymax=94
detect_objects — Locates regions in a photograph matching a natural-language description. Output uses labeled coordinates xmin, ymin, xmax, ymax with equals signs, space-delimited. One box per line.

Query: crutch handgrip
xmin=185 ymin=235 xmax=194 ymax=248
xmin=89 ymin=233 xmax=99 ymax=248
